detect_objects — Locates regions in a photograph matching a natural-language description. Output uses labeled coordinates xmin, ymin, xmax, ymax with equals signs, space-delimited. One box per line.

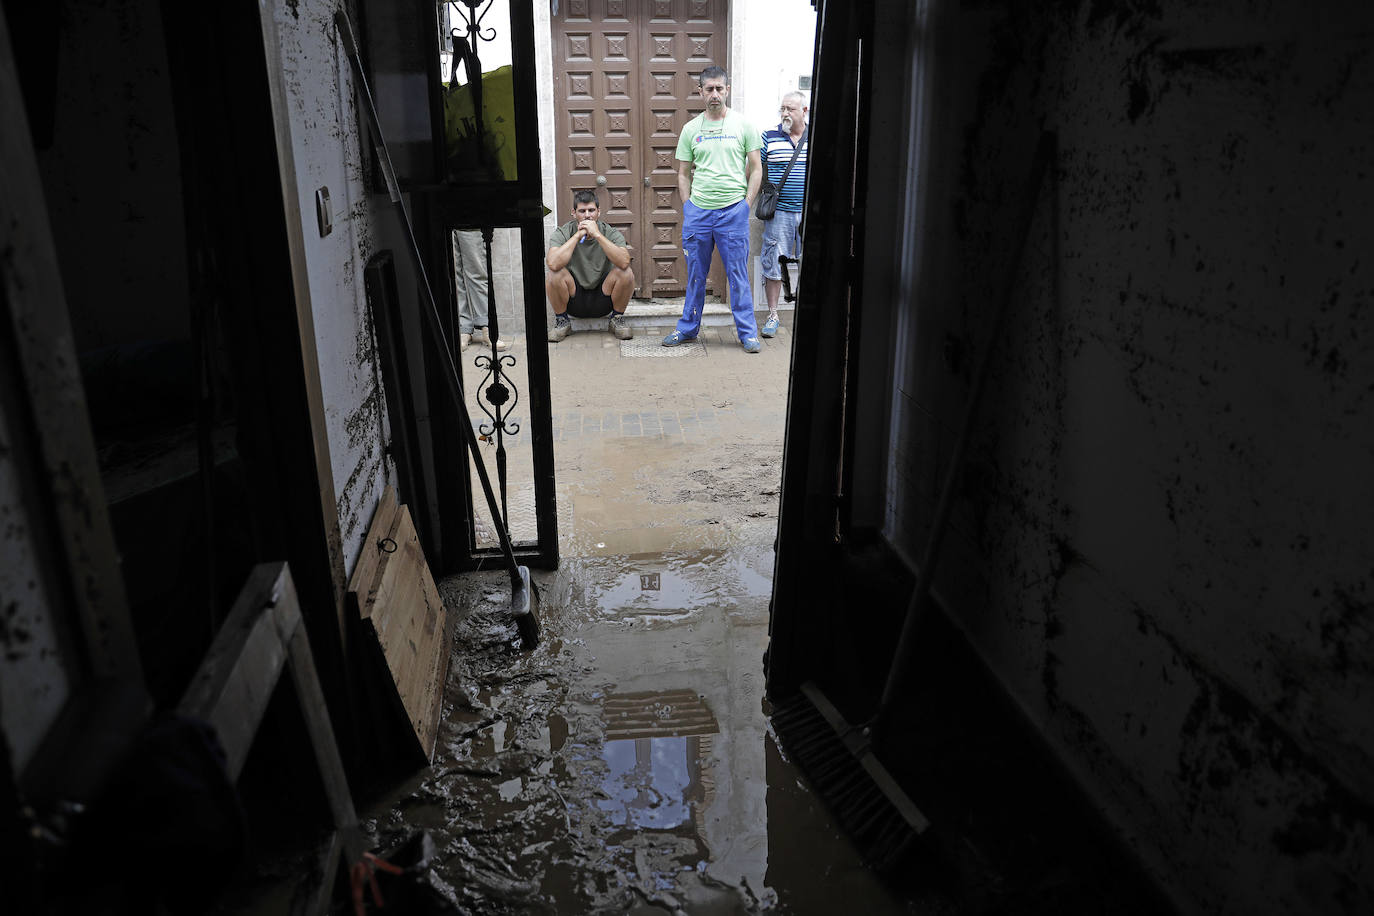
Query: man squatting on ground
xmin=546 ymin=191 xmax=635 ymax=342
xmin=662 ymin=65 xmax=764 ymax=354
xmin=759 ymin=92 xmax=808 ymax=338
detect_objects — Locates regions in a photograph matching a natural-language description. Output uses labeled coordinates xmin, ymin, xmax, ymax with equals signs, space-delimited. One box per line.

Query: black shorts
xmin=567 ymin=272 xmax=614 ymax=318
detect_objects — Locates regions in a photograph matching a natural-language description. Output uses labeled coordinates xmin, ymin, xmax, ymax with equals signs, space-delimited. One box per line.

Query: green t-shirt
xmin=675 ymin=110 xmax=762 ymax=210
xmin=548 ymin=219 xmax=626 ymax=290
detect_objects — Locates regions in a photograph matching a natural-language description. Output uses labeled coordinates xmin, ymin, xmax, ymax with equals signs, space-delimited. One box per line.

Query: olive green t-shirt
xmin=548 ymin=219 xmax=626 ymax=290
xmin=675 ymin=110 xmax=762 ymax=210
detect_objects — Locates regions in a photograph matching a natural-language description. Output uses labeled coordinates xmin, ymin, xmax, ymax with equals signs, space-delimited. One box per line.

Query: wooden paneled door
xmin=552 ymin=0 xmax=728 ymax=298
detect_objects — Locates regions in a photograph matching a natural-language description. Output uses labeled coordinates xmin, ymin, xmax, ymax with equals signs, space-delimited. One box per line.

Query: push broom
xmin=772 ymin=131 xmax=1056 ymax=870
xmin=335 ymin=10 xmax=538 ymax=649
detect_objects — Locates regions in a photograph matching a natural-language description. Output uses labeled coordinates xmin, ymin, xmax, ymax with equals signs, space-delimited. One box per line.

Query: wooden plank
xmin=350 ymin=613 xmax=427 ymax=769
xmin=347 ymin=487 xmax=428 ymax=772
xmin=347 ymin=484 xmax=399 ymax=607
xmin=424 ymin=603 xmax=458 ymax=757
xmin=177 ymin=563 xmax=302 ymax=780
xmin=176 ymin=562 xmax=361 ymax=913
xmin=367 ymin=505 xmax=448 ymax=758
xmin=306 ymin=825 xmax=366 ymax=916
xmin=288 ymin=611 xmax=357 ymax=831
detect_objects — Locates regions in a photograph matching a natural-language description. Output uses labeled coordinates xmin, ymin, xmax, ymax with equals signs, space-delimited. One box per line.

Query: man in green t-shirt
xmin=662 ymin=65 xmax=764 ymax=353
xmin=545 ymin=190 xmax=636 ymax=342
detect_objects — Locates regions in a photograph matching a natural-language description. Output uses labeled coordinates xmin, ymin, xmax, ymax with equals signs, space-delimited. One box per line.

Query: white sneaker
xmin=473 ymin=328 xmax=511 ymax=351
xmin=460 ymin=332 xmax=472 ymax=350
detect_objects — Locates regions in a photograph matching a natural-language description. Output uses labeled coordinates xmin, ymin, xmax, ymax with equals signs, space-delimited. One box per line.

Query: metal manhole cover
xmin=620 ymin=338 xmax=707 ymax=358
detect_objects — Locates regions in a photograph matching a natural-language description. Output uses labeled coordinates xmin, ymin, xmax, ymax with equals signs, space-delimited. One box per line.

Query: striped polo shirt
xmin=761 ymin=124 xmax=808 ymax=213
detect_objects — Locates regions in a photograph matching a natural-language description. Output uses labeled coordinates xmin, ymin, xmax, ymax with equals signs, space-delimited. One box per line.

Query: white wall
xmin=731 ymin=0 xmax=818 ymax=133
xmin=264 ymin=0 xmax=394 ymax=575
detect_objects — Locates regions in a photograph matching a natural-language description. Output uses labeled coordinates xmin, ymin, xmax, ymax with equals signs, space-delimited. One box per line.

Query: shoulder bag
xmin=754 ymin=129 xmax=806 ymax=221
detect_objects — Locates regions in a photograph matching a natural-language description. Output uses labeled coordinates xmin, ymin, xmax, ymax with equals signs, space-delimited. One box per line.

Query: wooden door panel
xmin=552 ymin=0 xmax=727 ymax=298
xmin=641 ymin=0 xmax=727 ymax=297
xmin=644 ymin=75 xmax=687 ymax=296
xmin=552 ymin=2 xmax=642 ymax=270
xmin=596 ymin=32 xmax=640 ymax=264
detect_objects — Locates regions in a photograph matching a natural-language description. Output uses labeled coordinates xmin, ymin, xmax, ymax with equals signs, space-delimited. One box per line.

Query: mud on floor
xmin=353 ymin=321 xmax=942 ymax=913
xmin=356 ymin=551 xmax=935 ymax=916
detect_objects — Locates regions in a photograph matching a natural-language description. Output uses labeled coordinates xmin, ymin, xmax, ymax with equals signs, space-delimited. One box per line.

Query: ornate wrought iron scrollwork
xmin=473 ymin=352 xmax=521 ymax=441
xmin=449 ymin=0 xmax=499 ymax=44
xmin=467 ymin=225 xmax=520 ymax=527
xmin=445 ymin=4 xmax=521 ymax=529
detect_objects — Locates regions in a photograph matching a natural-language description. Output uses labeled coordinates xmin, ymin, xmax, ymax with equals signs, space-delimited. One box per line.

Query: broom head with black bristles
xmin=771 ymin=681 xmax=931 ymax=872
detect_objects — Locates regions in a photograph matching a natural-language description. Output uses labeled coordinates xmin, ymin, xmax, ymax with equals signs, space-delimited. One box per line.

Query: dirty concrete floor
xmin=363 ymin=313 xmax=951 ymax=913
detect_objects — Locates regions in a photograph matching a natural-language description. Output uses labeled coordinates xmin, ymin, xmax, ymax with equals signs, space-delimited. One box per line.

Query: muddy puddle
xmin=359 ymin=549 xmax=943 ymax=914
xmin=352 ymin=337 xmax=952 ymax=912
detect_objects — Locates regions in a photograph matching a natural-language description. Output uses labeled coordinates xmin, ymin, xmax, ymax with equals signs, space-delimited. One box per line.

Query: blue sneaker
xmin=761 ymin=314 xmax=779 ymax=338
xmin=662 ymin=330 xmax=694 ymax=347
xmin=742 ymin=337 xmax=761 ymax=353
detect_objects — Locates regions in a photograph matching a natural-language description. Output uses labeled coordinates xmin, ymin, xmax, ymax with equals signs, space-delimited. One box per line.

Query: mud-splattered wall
xmin=264 ymin=0 xmax=398 ymax=574
xmin=0 ymin=402 xmax=75 ymax=775
xmin=879 ymin=1 xmax=1373 ymax=912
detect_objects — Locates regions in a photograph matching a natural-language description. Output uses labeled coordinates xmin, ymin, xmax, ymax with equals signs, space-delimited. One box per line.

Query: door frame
xmin=420 ymin=1 xmax=561 ymax=574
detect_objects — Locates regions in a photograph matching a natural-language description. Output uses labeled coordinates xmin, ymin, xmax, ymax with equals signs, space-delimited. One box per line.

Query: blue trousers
xmin=677 ymin=199 xmax=758 ymax=341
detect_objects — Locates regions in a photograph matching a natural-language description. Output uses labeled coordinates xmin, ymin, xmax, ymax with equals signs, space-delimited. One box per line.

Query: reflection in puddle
xmin=410 ymin=549 xmax=914 ymax=914
xmin=599 ymin=690 xmax=718 ymax=838
xmin=547 ymin=713 xmax=568 ymax=752
xmin=590 ymin=552 xmax=774 ymax=617
xmin=470 ymin=718 xmax=506 ymax=757
xmin=598 ymin=736 xmax=703 ymax=832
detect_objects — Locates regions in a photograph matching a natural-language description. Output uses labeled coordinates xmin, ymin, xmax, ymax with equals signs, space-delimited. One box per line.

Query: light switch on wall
xmin=315 ymin=187 xmax=331 ymax=237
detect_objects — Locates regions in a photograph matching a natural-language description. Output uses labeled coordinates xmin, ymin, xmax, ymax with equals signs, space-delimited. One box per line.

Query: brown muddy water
xmin=351 ymin=324 xmax=952 ymax=913
xmin=362 ymin=547 xmax=947 ymax=914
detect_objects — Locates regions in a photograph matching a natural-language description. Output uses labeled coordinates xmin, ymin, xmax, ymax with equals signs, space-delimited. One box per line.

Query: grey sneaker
xmin=548 ymin=314 xmax=572 ymax=342
xmin=609 ymin=311 xmax=633 ymax=340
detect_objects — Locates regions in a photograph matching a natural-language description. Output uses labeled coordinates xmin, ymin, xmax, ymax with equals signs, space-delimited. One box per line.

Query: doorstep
xmin=568 ymin=297 xmax=794 ymax=332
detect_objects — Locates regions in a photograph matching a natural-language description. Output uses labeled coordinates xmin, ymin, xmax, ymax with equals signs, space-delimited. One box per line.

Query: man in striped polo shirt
xmin=759 ymin=92 xmax=808 ymax=338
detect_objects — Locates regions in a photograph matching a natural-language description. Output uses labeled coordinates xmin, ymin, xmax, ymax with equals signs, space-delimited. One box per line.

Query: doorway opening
xmin=402 ymin=2 xmax=901 ymax=911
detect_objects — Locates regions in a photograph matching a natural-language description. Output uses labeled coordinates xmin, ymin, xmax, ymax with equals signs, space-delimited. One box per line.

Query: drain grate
xmin=619 ymin=338 xmax=707 ymax=358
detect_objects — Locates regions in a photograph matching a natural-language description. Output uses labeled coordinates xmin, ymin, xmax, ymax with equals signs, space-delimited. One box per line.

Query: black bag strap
xmin=774 ymin=129 xmax=807 ymax=187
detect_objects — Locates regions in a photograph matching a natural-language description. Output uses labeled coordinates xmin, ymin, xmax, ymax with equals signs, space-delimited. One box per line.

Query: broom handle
xmin=873 ymin=131 xmax=1055 ymax=730
xmin=334 ymin=11 xmax=522 ymax=586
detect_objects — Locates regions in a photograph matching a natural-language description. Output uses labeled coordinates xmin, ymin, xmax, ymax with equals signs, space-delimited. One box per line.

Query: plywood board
xmin=347 ymin=485 xmax=399 ymax=610
xmin=349 ymin=490 xmax=449 ymax=760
